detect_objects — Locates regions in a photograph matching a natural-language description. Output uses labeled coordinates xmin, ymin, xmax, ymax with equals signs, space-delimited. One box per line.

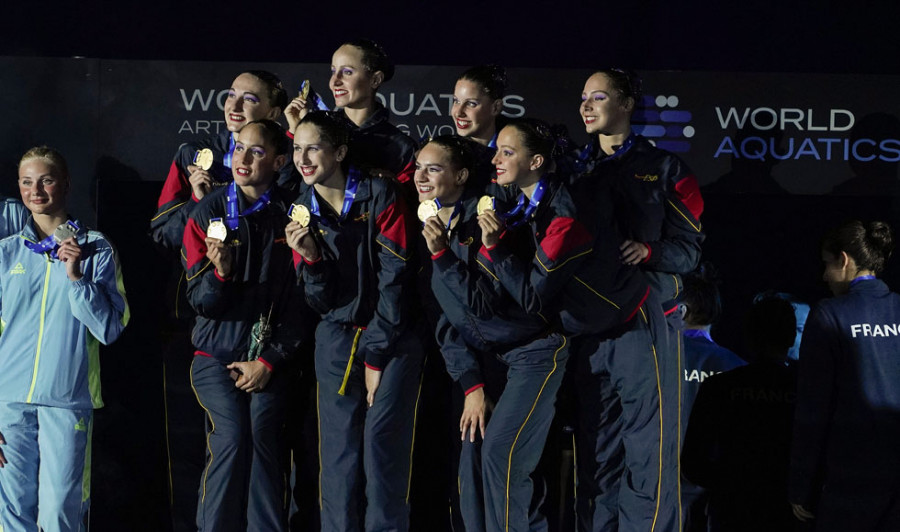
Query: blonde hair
xmin=18 ymin=146 xmax=69 ymax=180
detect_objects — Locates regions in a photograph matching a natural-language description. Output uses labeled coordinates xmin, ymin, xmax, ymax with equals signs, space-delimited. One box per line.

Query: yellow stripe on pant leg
xmin=406 ymin=371 xmax=424 ymax=503
xmin=189 ymin=359 xmax=216 ymax=505
xmin=504 ymin=335 xmax=566 ymax=532
xmin=81 ymin=415 xmax=94 ymax=503
xmin=316 ymin=383 xmax=324 ymax=510
xmin=676 ymin=331 xmax=684 ymax=532
xmin=640 ymin=307 xmax=664 ymax=532
xmin=338 ymin=328 xmax=364 ymax=396
xmin=163 ymin=363 xmax=175 ymax=507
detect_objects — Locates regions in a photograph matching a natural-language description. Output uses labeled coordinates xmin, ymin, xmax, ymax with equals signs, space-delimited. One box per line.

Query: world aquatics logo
xmin=632 ymin=94 xmax=695 ymax=153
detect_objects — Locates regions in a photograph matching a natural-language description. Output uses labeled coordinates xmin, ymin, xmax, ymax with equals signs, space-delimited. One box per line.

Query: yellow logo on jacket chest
xmin=634 ymin=174 xmax=659 ymax=182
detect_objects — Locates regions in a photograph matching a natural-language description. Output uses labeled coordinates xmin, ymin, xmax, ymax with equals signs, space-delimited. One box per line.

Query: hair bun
xmin=867 ymin=221 xmax=895 ymax=259
xmin=460 ymin=64 xmax=508 ymax=100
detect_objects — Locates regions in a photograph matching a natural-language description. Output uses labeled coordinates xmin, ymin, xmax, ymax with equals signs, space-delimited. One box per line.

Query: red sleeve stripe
xmin=364 ymin=362 xmax=382 ymax=371
xmin=464 ymin=383 xmax=485 ymax=395
xmin=539 ymin=217 xmax=593 ymax=263
xmin=157 ymin=160 xmax=190 ymax=208
xmin=625 ymin=286 xmax=651 ymax=322
xmin=376 ymin=200 xmax=409 ymax=252
xmin=184 ymin=217 xmax=209 ymax=270
xmin=258 ymin=358 xmax=274 ymax=371
xmin=292 ymin=249 xmax=302 ymax=268
xmin=479 ymin=245 xmax=493 ymax=262
xmin=395 ymin=159 xmax=416 ymax=184
xmin=674 ymin=175 xmax=704 ymax=220
xmin=642 ymin=243 xmax=652 ymax=263
xmin=431 ymin=248 xmax=448 ymax=260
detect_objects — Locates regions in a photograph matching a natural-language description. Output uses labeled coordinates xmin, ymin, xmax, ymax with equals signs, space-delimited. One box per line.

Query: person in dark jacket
xmin=678 ymin=263 xmax=747 ymax=532
xmin=182 ymin=119 xmax=308 ymax=532
xmin=448 ymin=65 xmax=509 ymax=189
xmin=153 ymin=70 xmax=295 ymax=251
xmin=479 ymin=118 xmax=664 ymax=531
xmin=570 ymin=69 xmax=705 ymax=531
xmin=285 ymin=39 xmax=416 ymax=180
xmin=790 ymin=220 xmax=900 ymax=532
xmin=151 ymin=73 xmax=298 ymax=528
xmin=682 ymin=295 xmax=798 ymax=532
xmin=416 ymin=135 xmax=565 ymax=532
xmin=286 ymin=111 xmax=422 ymax=532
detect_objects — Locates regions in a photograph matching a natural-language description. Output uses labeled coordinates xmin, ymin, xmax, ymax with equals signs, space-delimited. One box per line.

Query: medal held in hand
xmin=299 ymin=80 xmax=311 ymax=100
xmin=207 ymin=218 xmax=228 ymax=242
xmin=53 ymin=221 xmax=79 ymax=243
xmin=288 ymin=204 xmax=311 ymax=228
xmin=417 ymin=199 xmax=439 ymax=223
xmin=193 ymin=148 xmax=214 ymax=171
xmin=477 ymin=196 xmax=495 ymax=216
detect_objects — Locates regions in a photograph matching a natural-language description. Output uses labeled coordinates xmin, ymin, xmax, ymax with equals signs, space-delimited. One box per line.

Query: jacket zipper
xmin=25 ymin=258 xmax=53 ymax=403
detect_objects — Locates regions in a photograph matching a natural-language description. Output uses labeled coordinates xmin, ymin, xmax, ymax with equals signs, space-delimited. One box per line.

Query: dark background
xmin=4 ymin=2 xmax=900 ymax=530
xmin=4 ymin=3 xmax=899 ymax=75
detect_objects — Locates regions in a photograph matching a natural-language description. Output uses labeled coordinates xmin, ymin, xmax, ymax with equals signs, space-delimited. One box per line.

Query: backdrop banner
xmin=4 ymin=56 xmax=900 ymax=222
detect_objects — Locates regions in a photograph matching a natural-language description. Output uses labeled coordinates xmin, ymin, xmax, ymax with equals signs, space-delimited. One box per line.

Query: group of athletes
xmin=1 ymin=36 xmax=899 ymax=532
xmin=145 ymin=37 xmax=703 ymax=532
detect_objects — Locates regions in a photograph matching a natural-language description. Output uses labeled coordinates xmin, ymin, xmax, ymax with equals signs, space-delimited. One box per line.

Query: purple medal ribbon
xmin=225 ymin=181 xmax=272 ymax=231
xmin=850 ymin=274 xmax=877 ymax=286
xmin=500 ymin=176 xmax=549 ymax=228
xmin=433 ymin=197 xmax=463 ymax=231
xmin=310 ymin=167 xmax=362 ymax=225
xmin=24 ymin=220 xmax=80 ymax=259
xmin=683 ymin=328 xmax=713 ymax=342
xmin=223 ymin=134 xmax=236 ymax=170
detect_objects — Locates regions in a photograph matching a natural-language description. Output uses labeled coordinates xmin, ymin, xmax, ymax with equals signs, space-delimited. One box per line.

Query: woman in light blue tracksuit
xmin=0 ymin=146 xmax=129 ymax=532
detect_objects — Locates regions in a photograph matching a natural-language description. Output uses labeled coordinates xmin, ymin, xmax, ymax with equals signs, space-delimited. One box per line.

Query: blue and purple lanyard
xmin=220 ymin=181 xmax=272 ymax=231
xmin=577 ymin=133 xmax=637 ymax=170
xmin=683 ymin=328 xmax=713 ymax=342
xmin=500 ymin=177 xmax=549 ymax=228
xmin=25 ymin=221 xmax=80 ymax=259
xmin=310 ymin=167 xmax=362 ymax=224
xmin=432 ymin=197 xmax=463 ymax=230
xmin=222 ymin=134 xmax=236 ymax=171
xmin=850 ymin=274 xmax=877 ymax=287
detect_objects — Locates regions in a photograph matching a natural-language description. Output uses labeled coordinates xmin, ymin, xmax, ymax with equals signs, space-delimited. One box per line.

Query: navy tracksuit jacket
xmin=790 ymin=278 xmax=900 ymax=531
xmin=679 ymin=330 xmax=747 ymax=532
xmin=182 ymin=183 xmax=310 ymax=531
xmin=333 ymin=104 xmax=417 ymax=180
xmin=293 ymin=172 xmax=423 ymax=532
xmin=152 ymin=129 xmax=299 ymax=251
xmin=427 ymin=187 xmax=564 ymax=532
xmin=480 ymin=175 xmax=665 ymax=532
xmin=682 ymin=360 xmax=798 ymax=532
xmin=565 ymin=134 xmax=705 ymax=532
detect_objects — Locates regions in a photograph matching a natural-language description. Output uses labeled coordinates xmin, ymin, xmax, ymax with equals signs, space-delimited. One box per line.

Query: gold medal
xmin=299 ymin=80 xmax=311 ymax=100
xmin=417 ymin=200 xmax=439 ymax=222
xmin=477 ymin=196 xmax=495 ymax=216
xmin=288 ymin=204 xmax=311 ymax=228
xmin=194 ymin=148 xmax=214 ymax=171
xmin=207 ymin=219 xmax=228 ymax=242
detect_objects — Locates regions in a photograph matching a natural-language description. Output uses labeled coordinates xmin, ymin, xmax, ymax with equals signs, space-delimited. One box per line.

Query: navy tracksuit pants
xmin=190 ymin=355 xmax=289 ymax=532
xmin=314 ymin=320 xmax=423 ymax=532
xmin=572 ymin=299 xmax=677 ymax=532
xmin=458 ymin=333 xmax=568 ymax=532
